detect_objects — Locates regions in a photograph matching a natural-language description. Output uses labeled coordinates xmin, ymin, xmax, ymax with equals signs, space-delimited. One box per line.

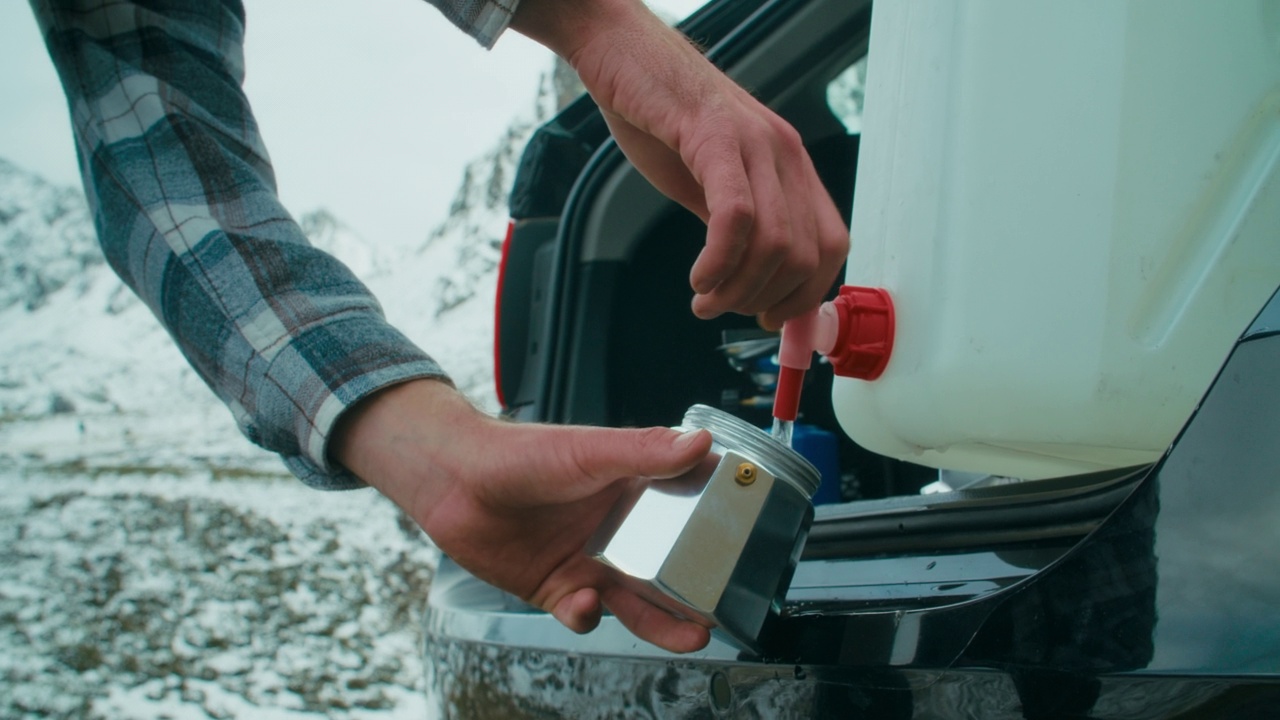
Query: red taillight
xmin=493 ymin=219 xmax=516 ymax=410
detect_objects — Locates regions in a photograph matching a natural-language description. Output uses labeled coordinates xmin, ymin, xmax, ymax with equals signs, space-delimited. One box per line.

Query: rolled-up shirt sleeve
xmin=423 ymin=0 xmax=520 ymax=49
xmin=32 ymin=0 xmax=450 ymax=489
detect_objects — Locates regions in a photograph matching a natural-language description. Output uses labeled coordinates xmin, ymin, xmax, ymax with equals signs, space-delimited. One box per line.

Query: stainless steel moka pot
xmin=587 ymin=404 xmax=820 ymax=651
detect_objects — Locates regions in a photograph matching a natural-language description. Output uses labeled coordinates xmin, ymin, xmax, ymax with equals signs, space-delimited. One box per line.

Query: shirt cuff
xmin=249 ymin=314 xmax=450 ymax=490
xmin=425 ymin=0 xmax=520 ymax=49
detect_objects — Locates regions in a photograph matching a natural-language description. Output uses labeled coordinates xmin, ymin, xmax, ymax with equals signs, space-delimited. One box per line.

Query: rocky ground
xmin=0 ymin=467 xmax=441 ymax=719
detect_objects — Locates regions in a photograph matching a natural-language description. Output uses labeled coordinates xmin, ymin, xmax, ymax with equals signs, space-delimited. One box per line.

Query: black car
xmin=425 ymin=0 xmax=1280 ymax=716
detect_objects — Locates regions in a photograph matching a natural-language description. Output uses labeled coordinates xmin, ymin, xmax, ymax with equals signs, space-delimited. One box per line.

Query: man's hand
xmin=511 ymin=0 xmax=850 ymax=330
xmin=331 ymin=379 xmax=715 ymax=653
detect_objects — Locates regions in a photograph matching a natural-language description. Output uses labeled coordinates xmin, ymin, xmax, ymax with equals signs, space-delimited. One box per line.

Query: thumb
xmin=540 ymin=426 xmax=713 ymax=501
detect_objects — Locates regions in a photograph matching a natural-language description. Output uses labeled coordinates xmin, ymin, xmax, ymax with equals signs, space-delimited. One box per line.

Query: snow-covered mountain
xmin=0 ymin=158 xmax=100 ymax=312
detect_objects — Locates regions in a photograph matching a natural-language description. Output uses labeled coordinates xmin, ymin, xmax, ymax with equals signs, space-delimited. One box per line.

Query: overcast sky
xmin=1 ymin=0 xmax=702 ymax=249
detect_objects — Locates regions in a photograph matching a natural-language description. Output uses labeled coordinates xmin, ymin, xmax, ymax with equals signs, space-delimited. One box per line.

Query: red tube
xmin=774 ymin=307 xmax=821 ymax=422
xmin=774 ymin=366 xmax=806 ymax=422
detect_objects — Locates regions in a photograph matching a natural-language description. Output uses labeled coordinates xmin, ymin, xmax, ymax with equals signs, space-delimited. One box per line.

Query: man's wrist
xmin=510 ymin=0 xmax=650 ymax=61
xmin=329 ymin=377 xmax=478 ymax=513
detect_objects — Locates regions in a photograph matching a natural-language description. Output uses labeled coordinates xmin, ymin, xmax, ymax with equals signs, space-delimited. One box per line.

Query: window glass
xmin=826 ymin=56 xmax=867 ymax=134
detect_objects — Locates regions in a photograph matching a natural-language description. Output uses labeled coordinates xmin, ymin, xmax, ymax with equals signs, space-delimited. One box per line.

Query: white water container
xmin=833 ymin=0 xmax=1280 ymax=479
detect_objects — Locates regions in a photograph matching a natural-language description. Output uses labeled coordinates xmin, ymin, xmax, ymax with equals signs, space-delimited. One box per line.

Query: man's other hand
xmin=512 ymin=0 xmax=850 ymax=330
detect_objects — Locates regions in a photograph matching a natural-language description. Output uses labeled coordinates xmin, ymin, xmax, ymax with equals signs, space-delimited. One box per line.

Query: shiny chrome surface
xmin=587 ymin=404 xmax=819 ymax=649
xmin=682 ymin=404 xmax=819 ymax=497
xmin=424 ymin=558 xmax=744 ymax=661
xmin=588 ymin=450 xmax=782 ymax=624
xmin=586 ymin=404 xmax=819 ymax=645
xmin=425 ymin=633 xmax=1280 ymax=720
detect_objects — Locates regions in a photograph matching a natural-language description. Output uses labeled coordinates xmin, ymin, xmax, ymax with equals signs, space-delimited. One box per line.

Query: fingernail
xmin=690 ymin=297 xmax=722 ymax=320
xmin=673 ymin=429 xmax=702 ymax=450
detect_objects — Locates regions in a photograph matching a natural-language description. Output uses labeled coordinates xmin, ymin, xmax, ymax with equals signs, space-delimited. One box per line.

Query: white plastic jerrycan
xmin=832 ymin=0 xmax=1280 ymax=479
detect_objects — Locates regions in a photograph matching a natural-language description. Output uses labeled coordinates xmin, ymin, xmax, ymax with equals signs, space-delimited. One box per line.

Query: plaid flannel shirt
xmin=31 ymin=0 xmax=517 ymax=488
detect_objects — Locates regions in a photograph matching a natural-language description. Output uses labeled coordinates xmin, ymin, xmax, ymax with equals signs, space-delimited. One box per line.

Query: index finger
xmin=688 ymin=137 xmax=755 ymax=297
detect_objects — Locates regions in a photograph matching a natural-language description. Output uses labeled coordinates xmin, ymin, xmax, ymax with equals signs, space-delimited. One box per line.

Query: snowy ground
xmin=0 ymin=260 xmax=489 ymax=718
xmin=0 ymin=464 xmax=442 ymax=719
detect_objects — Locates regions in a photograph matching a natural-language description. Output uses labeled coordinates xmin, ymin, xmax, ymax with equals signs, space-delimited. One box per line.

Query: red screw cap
xmin=824 ymin=286 xmax=895 ymax=380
